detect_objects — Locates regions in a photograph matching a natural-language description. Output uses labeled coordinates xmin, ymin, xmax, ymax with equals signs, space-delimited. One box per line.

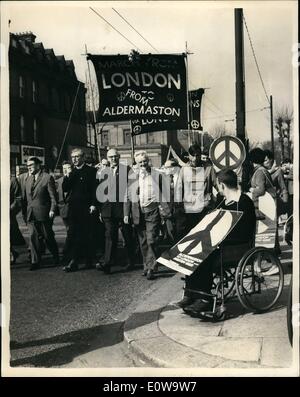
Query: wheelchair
xmin=184 ymin=242 xmax=284 ymax=321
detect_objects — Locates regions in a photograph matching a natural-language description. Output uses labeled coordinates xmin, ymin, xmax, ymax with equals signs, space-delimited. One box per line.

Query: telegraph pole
xmin=270 ymin=95 xmax=275 ymax=153
xmin=235 ymin=8 xmax=246 ymax=143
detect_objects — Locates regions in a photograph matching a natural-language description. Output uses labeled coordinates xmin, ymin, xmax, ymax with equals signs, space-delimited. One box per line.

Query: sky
xmin=2 ymin=0 xmax=297 ymax=143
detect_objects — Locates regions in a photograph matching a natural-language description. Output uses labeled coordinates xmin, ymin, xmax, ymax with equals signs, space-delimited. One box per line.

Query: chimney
xmin=16 ymin=31 xmax=36 ymax=43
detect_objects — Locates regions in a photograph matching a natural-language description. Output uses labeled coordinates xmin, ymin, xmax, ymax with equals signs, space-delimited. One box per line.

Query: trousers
xmin=27 ymin=219 xmax=58 ymax=264
xmin=135 ymin=207 xmax=161 ymax=271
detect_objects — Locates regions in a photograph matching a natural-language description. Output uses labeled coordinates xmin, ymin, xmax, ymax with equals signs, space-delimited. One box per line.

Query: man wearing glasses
xmin=62 ymin=148 xmax=97 ymax=272
xmin=22 ymin=156 xmax=59 ymax=270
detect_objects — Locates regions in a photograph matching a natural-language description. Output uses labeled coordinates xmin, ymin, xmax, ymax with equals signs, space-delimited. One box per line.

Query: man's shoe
xmin=175 ymin=296 xmax=194 ymax=309
xmin=30 ymin=263 xmax=40 ymax=271
xmin=63 ymin=260 xmax=78 ymax=273
xmin=146 ymin=269 xmax=155 ymax=280
xmin=96 ymin=263 xmax=111 ymax=274
xmin=183 ymin=299 xmax=211 ymax=315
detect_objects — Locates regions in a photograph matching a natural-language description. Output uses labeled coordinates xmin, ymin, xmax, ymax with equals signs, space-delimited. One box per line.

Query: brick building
xmin=9 ymin=32 xmax=88 ymax=175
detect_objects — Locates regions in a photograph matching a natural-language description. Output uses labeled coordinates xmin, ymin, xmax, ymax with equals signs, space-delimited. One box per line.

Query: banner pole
xmin=130 ymin=121 xmax=135 ymax=165
xmin=85 ymin=44 xmax=101 ymax=162
xmin=185 ymin=42 xmax=191 ymax=147
xmin=166 ymin=145 xmax=172 ymax=161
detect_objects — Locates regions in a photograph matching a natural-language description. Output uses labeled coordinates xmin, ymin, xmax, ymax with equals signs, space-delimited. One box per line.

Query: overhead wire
xmin=89 ymin=7 xmax=142 ymax=52
xmin=205 ymin=95 xmax=225 ymax=115
xmin=203 ymin=106 xmax=269 ymax=121
xmin=112 ymin=8 xmax=159 ymax=53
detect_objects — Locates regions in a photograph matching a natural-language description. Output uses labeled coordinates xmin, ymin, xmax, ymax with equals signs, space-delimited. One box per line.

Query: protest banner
xmin=247 ymin=192 xmax=277 ymax=249
xmin=157 ymin=209 xmax=243 ymax=275
xmin=88 ymin=53 xmax=188 ymax=125
xmin=130 ymin=88 xmax=203 ymax=135
xmin=189 ymin=88 xmax=204 ymax=131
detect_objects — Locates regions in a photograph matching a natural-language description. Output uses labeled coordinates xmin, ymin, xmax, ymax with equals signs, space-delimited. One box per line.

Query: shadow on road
xmin=10 ymin=305 xmax=177 ymax=368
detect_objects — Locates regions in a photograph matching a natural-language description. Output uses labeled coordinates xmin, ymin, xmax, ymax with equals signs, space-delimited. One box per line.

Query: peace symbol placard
xmin=157 ymin=209 xmax=243 ymax=275
xmin=209 ymin=136 xmax=246 ymax=170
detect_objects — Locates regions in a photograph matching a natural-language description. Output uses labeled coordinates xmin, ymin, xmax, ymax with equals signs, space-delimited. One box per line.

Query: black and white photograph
xmin=0 ymin=0 xmax=299 ymax=378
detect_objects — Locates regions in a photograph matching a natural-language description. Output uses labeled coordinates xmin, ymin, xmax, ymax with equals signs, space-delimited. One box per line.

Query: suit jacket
xmin=124 ymin=167 xmax=171 ymax=225
xmin=10 ymin=177 xmax=21 ymax=216
xmin=56 ymin=176 xmax=70 ymax=219
xmin=97 ymin=163 xmax=130 ymax=219
xmin=23 ymin=171 xmax=57 ymax=222
xmin=62 ymin=164 xmax=97 ymax=215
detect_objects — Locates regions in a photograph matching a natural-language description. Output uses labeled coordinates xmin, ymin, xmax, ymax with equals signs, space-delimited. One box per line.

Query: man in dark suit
xmin=56 ymin=161 xmax=72 ymax=263
xmin=62 ymin=148 xmax=97 ymax=272
xmin=21 ymin=157 xmax=59 ymax=270
xmin=96 ymin=148 xmax=135 ymax=274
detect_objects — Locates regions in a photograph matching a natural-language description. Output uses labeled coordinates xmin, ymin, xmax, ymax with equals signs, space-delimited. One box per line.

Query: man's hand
xmin=124 ymin=216 xmax=129 ymax=224
xmin=49 ymin=210 xmax=55 ymax=219
xmin=89 ymin=205 xmax=96 ymax=214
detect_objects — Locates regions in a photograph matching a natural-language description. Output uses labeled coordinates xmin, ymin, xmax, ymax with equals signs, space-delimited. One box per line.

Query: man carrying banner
xmin=177 ymin=169 xmax=256 ymax=317
xmin=124 ymin=151 xmax=171 ymax=280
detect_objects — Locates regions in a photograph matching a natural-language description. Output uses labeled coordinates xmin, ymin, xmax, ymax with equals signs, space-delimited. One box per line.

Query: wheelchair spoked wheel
xmin=212 ymin=268 xmax=236 ymax=299
xmin=235 ymin=247 xmax=284 ymax=313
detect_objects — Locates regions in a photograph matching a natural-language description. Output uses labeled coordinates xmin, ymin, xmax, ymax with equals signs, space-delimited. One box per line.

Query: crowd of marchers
xmin=10 ymin=144 xmax=293 ymax=287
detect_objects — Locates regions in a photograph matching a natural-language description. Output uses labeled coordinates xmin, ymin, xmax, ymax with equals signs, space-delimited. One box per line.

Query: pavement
xmin=123 ymin=239 xmax=296 ymax=370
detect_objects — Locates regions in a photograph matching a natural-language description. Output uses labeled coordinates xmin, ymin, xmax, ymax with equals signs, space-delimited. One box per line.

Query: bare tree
xmin=274 ymin=106 xmax=293 ymax=160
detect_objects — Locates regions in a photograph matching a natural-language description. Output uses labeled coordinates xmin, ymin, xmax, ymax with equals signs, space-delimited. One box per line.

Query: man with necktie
xmin=96 ymin=148 xmax=135 ymax=274
xmin=22 ymin=156 xmax=59 ymax=270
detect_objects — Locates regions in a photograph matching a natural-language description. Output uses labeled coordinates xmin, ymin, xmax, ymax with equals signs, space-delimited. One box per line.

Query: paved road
xmin=9 ymin=216 xmax=175 ymax=368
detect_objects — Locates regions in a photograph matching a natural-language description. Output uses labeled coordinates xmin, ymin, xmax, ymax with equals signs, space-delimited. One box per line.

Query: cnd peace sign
xmin=209 ymin=136 xmax=246 ymax=170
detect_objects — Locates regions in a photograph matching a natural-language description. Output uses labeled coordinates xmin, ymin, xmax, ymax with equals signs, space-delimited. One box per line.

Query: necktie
xmin=30 ymin=175 xmax=35 ymax=196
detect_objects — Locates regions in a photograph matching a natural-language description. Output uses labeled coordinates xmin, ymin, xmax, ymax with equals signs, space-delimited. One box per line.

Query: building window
xmin=147 ymin=132 xmax=157 ymax=144
xmin=123 ymin=129 xmax=131 ymax=145
xmin=87 ymin=124 xmax=95 ymax=147
xmin=20 ymin=115 xmax=25 ymax=141
xmin=101 ymin=130 xmax=109 ymax=147
xmin=135 ymin=134 xmax=147 ymax=145
xmin=32 ymin=80 xmax=37 ymax=103
xmin=33 ymin=119 xmax=38 ymax=144
xmin=19 ymin=76 xmax=25 ymax=98
xmin=11 ymin=38 xmax=17 ymax=48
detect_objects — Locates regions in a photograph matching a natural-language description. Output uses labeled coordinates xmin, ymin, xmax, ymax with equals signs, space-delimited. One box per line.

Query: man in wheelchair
xmin=177 ymin=168 xmax=256 ymax=318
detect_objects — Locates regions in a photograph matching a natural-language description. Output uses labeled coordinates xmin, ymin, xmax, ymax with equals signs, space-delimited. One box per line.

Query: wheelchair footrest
xmin=200 ymin=305 xmax=228 ymax=322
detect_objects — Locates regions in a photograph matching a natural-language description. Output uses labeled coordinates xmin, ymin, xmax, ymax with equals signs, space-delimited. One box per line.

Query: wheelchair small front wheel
xmin=235 ymin=247 xmax=284 ymax=313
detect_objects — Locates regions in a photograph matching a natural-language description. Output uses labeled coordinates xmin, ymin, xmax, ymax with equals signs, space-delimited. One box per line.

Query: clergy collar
xmin=75 ymin=163 xmax=85 ymax=170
